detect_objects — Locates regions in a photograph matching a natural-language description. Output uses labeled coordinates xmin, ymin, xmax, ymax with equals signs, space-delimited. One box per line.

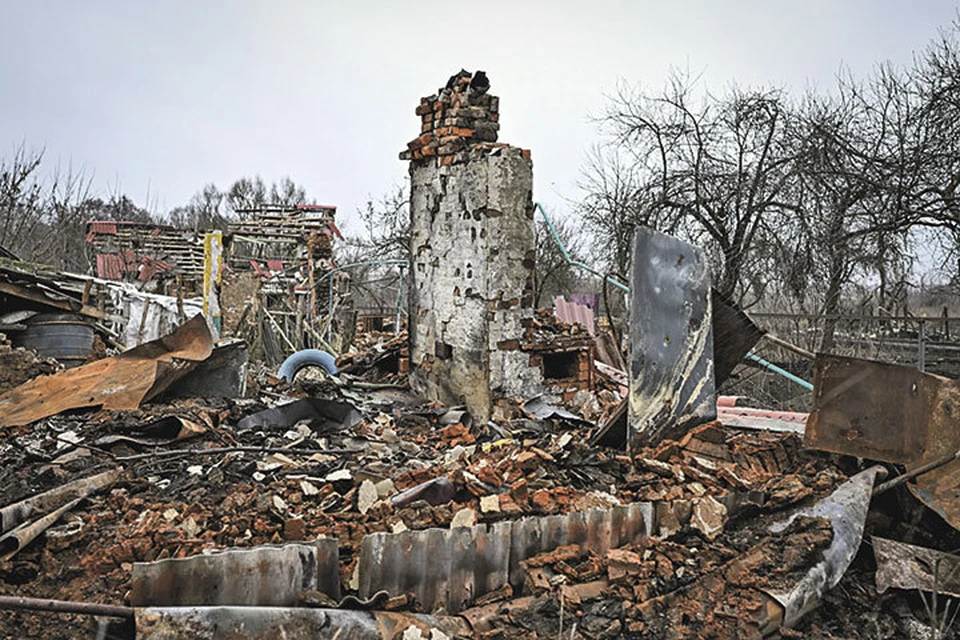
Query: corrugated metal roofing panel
xmin=88 ymin=221 xmax=118 ymax=235
xmin=553 ymin=296 xmax=596 ymax=336
xmin=358 ymin=502 xmax=654 ymax=613
xmin=96 ymin=253 xmax=125 ymax=280
xmin=131 ymin=539 xmax=340 ymax=607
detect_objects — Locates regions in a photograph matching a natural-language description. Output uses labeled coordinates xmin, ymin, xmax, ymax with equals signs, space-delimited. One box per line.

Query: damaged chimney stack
xmin=400 ymin=70 xmax=521 ymax=164
xmin=403 ymin=70 xmax=541 ymax=423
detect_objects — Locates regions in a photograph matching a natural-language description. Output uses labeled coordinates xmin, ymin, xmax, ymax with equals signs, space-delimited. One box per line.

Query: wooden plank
xmin=0 ymin=281 xmax=106 ymax=320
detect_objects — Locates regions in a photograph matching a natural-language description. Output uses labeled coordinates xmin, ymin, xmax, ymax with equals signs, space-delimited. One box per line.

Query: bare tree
xmin=590 ymin=73 xmax=800 ymax=300
xmin=0 ymin=144 xmax=94 ymax=270
xmin=351 ymin=184 xmax=411 ymax=262
xmin=576 ymin=144 xmax=654 ymax=276
xmin=226 ymin=176 xmax=267 ymax=218
xmin=168 ymin=183 xmax=230 ymax=232
xmin=269 ymin=177 xmax=308 ymax=207
xmin=45 ymin=160 xmax=94 ymax=272
xmin=0 ymin=144 xmax=45 ymax=260
xmin=899 ymin=20 xmax=960 ymax=280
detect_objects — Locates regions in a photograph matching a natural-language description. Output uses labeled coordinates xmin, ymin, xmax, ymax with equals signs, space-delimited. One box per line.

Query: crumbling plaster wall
xmin=408 ymin=146 xmax=542 ymax=421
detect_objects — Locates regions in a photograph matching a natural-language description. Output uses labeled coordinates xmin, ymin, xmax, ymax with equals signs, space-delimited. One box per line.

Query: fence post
xmin=919 ymin=319 xmax=927 ymax=372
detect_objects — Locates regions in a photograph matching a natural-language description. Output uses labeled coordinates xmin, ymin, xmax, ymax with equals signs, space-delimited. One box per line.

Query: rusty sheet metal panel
xmin=96 ymin=253 xmax=126 ymax=279
xmin=873 ymin=536 xmax=960 ymax=598
xmin=628 ymin=228 xmax=715 ymax=450
xmin=803 ymin=354 xmax=960 ymax=530
xmin=358 ymin=502 xmax=653 ymax=613
xmin=131 ymin=539 xmax=340 ymax=607
xmin=136 ymin=607 xmax=470 ymax=640
xmin=804 ymin=355 xmax=936 ymax=462
xmin=0 ymin=314 xmax=212 ymax=428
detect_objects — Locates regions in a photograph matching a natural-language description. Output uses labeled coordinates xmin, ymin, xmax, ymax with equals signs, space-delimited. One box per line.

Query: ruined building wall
xmin=403 ymin=71 xmax=543 ymax=421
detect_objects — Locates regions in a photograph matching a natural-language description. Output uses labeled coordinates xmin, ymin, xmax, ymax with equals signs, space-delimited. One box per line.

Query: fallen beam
xmin=0 ymin=595 xmax=132 ymax=619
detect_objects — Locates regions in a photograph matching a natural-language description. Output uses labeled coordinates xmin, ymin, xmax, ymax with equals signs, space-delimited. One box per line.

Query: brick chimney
xmin=403 ymin=70 xmax=541 ymax=422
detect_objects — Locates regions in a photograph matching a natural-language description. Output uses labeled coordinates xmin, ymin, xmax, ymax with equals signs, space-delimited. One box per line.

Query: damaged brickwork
xmin=404 ymin=70 xmax=542 ymax=422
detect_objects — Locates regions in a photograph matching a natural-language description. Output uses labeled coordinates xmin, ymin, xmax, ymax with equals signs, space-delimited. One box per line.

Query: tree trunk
xmin=820 ymin=254 xmax=845 ymax=354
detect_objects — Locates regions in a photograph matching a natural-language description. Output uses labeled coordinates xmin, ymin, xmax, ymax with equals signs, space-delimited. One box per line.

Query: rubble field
xmin=3 ymin=69 xmax=960 ymax=640
xmin=2 ymin=331 xmax=960 ymax=639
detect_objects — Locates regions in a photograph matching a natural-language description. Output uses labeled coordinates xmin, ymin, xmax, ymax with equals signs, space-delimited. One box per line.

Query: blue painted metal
xmin=746 ymin=352 xmax=813 ymax=391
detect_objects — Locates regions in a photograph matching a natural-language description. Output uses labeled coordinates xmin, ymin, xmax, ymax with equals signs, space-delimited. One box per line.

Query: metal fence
xmin=720 ymin=313 xmax=960 ymax=412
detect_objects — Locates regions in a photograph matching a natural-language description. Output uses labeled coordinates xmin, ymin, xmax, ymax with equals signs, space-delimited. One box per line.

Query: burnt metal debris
xmin=3 ymin=70 xmax=960 ymax=640
xmin=130 ymin=540 xmax=341 ymax=607
xmin=628 ymin=228 xmax=716 ymax=449
xmin=873 ymin=536 xmax=960 ymax=599
xmin=0 ymin=314 xmax=213 ymax=428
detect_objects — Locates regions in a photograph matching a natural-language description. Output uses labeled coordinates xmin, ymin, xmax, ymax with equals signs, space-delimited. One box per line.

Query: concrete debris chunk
xmin=357 ymin=480 xmax=378 ymax=515
xmin=479 ymin=494 xmax=501 ymax=514
xmin=690 ymin=495 xmax=728 ymax=540
xmin=180 ymin=517 xmax=200 ymax=538
xmin=450 ymin=508 xmax=477 ymax=528
xmin=325 ymin=469 xmax=352 ymax=482
xmin=374 ymin=479 xmax=397 ymax=499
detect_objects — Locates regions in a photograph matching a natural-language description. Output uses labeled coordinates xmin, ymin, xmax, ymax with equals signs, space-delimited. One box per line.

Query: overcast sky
xmin=2 ymin=1 xmax=957 ymax=232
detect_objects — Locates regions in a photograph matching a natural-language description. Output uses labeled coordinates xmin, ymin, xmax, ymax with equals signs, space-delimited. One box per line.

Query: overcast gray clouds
xmin=1 ymin=1 xmax=957 ymax=230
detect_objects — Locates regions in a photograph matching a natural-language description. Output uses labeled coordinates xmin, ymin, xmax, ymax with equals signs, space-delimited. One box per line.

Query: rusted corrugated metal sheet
xmin=717 ymin=405 xmax=808 ymax=433
xmin=131 ymin=539 xmax=340 ymax=607
xmin=136 ymin=607 xmax=470 ymax=640
xmin=96 ymin=253 xmax=125 ymax=280
xmin=553 ymin=296 xmax=595 ymax=336
xmin=0 ymin=314 xmax=213 ymax=428
xmin=358 ymin=502 xmax=654 ymax=613
xmin=88 ymin=221 xmax=118 ymax=235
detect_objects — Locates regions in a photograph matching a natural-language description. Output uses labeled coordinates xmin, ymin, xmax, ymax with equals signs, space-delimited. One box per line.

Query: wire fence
xmin=720 ymin=313 xmax=960 ymax=412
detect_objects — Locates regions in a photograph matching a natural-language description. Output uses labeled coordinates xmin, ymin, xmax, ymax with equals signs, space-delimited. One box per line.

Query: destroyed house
xmin=86 ymin=220 xmax=200 ymax=290
xmin=86 ymin=205 xmax=341 ymax=289
xmin=5 ymin=69 xmax=960 ymax=640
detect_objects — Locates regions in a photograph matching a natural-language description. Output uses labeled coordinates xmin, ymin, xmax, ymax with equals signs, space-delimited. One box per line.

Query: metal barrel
xmin=13 ymin=313 xmax=95 ymax=366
